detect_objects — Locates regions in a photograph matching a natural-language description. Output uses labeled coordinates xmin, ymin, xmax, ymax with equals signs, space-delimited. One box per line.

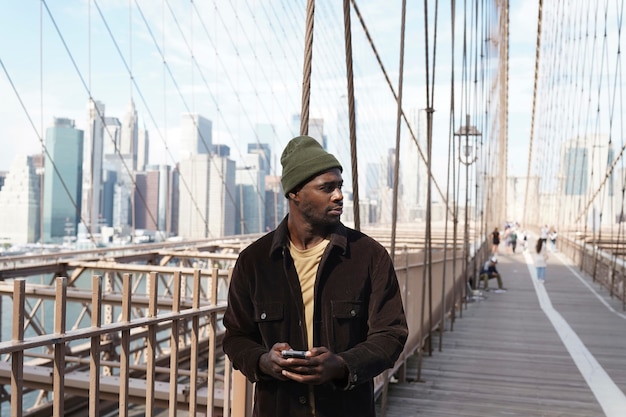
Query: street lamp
xmin=454 ymin=114 xmax=481 ymax=297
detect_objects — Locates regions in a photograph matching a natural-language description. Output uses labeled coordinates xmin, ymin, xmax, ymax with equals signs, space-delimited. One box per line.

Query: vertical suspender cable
xmin=389 ymin=0 xmax=407 ymax=269
xmin=40 ymin=1 xmax=44 ymax=244
xmin=445 ymin=0 xmax=459 ymax=335
xmin=383 ymin=2 xmax=407 ymax=416
xmin=300 ymin=0 xmax=315 ymax=136
xmin=522 ymin=0 xmax=543 ymax=228
xmin=342 ymin=0 xmax=360 ymax=231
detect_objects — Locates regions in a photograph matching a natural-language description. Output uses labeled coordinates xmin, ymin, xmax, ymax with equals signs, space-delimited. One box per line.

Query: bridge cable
xmin=342 ymin=0 xmax=360 ymax=231
xmin=384 ymin=3 xmax=406 ymax=414
xmin=420 ymin=0 xmax=441 ymax=373
xmin=299 ymin=0 xmax=315 ymax=136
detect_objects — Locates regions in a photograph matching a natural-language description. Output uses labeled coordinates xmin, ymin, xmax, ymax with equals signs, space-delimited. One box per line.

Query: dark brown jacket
xmin=223 ymin=217 xmax=408 ymax=417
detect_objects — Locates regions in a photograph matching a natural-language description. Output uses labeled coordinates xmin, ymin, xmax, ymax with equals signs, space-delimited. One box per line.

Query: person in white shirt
xmin=534 ymin=239 xmax=549 ymax=282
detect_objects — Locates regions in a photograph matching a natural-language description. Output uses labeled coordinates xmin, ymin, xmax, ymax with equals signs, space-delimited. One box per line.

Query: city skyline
xmin=1 ymin=1 xmax=539 ymax=178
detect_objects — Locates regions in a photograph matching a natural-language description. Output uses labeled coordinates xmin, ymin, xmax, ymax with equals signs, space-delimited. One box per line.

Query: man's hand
xmin=281 ymin=346 xmax=348 ymax=385
xmin=258 ymin=342 xmax=295 ymax=381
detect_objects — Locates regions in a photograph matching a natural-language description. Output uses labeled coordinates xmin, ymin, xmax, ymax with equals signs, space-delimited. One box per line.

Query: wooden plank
xmin=377 ymin=251 xmax=625 ymax=416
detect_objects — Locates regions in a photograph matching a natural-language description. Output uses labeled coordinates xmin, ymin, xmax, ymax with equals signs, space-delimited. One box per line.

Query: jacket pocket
xmin=253 ymin=302 xmax=284 ymax=323
xmin=331 ymin=300 xmax=365 ymax=351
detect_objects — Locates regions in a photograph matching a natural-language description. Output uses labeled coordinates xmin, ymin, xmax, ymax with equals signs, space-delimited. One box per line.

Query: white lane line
xmin=523 ymin=251 xmax=626 ymax=417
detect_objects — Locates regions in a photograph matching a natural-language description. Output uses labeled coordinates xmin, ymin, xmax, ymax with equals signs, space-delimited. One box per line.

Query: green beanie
xmin=280 ymin=135 xmax=343 ymax=196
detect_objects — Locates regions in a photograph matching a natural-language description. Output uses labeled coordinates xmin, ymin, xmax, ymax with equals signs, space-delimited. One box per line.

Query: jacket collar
xmin=270 ymin=215 xmax=348 ymax=258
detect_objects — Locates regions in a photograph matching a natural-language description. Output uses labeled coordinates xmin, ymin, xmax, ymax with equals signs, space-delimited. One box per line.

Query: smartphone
xmin=281 ymin=349 xmax=308 ymax=359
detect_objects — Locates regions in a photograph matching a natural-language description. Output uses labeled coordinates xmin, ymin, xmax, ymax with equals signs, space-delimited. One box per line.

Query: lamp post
xmin=454 ymin=114 xmax=481 ymax=296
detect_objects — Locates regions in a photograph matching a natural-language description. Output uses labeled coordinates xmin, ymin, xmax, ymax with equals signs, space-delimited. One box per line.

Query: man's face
xmin=293 ymin=168 xmax=343 ymax=227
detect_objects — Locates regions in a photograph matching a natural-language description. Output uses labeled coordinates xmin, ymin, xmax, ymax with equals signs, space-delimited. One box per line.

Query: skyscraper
xmin=43 ymin=118 xmax=84 ymax=243
xmin=0 ymin=155 xmax=40 ymax=244
xmin=134 ymin=164 xmax=172 ymax=235
xmin=235 ymin=153 xmax=266 ymax=234
xmin=82 ymin=99 xmax=105 ymax=236
xmin=137 ymin=125 xmax=149 ymax=172
xmin=402 ymin=108 xmax=428 ymax=221
xmin=178 ymin=154 xmax=211 ymax=239
xmin=291 ymin=114 xmax=327 ymax=149
xmin=180 ymin=113 xmax=212 ymax=157
xmin=120 ymin=99 xmax=139 ymax=170
xmin=247 ymin=141 xmax=272 ymax=175
xmin=560 ymin=135 xmax=614 ymax=227
xmin=208 ymin=150 xmax=236 ymax=237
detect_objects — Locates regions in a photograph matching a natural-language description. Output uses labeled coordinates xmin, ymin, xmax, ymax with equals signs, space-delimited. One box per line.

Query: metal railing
xmin=1 ymin=244 xmax=474 ymax=416
xmin=559 ymin=234 xmax=626 ymax=309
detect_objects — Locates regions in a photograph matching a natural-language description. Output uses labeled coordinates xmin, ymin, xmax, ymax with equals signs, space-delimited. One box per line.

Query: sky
xmin=0 ymin=1 xmax=539 ymax=188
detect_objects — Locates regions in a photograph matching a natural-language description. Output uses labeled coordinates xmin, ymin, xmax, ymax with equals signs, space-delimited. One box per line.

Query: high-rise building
xmin=247 ymin=141 xmax=272 ymax=175
xmin=180 ymin=113 xmax=212 ymax=157
xmin=169 ymin=167 xmax=180 ymax=236
xmin=43 ymin=118 xmax=84 ymax=243
xmin=177 ymin=149 xmax=235 ymax=239
xmin=134 ymin=170 xmax=159 ymax=231
xmin=120 ymin=99 xmax=139 ymax=170
xmin=560 ymin=135 xmax=615 ymax=227
xmin=137 ymin=125 xmax=149 ymax=172
xmin=82 ymin=99 xmax=105 ymax=236
xmin=235 ymin=153 xmax=266 ymax=234
xmin=0 ymin=155 xmax=40 ymax=244
xmin=208 ymin=152 xmax=236 ymax=237
xmin=402 ymin=108 xmax=428 ymax=221
xmin=102 ymin=117 xmax=121 ymax=156
xmin=264 ymin=175 xmax=286 ymax=230
xmin=134 ymin=165 xmax=172 ymax=235
xmin=101 ymin=169 xmax=117 ymax=228
xmin=291 ymin=114 xmax=327 ymax=149
xmin=102 ymin=153 xmax=134 ymax=233
xmin=177 ymin=154 xmax=211 ymax=239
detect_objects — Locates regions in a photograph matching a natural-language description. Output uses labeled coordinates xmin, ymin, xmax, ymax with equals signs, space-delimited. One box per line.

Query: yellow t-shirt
xmin=289 ymin=239 xmax=329 ymax=349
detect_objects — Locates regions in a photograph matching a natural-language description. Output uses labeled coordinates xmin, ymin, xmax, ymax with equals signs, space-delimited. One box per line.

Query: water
xmin=1 ymin=273 xmax=91 ymax=414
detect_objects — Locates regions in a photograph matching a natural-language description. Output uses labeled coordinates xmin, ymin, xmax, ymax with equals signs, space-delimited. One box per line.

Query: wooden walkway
xmin=377 ymin=244 xmax=626 ymax=417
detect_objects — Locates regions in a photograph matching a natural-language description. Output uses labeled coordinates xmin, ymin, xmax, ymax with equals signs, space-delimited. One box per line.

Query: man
xmin=479 ymin=256 xmax=506 ymax=291
xmin=223 ymin=135 xmax=408 ymax=417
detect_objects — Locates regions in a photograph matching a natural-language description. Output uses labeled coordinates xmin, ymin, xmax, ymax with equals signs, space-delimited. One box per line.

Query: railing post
xmin=146 ymin=272 xmax=158 ymax=416
xmin=206 ymin=267 xmax=219 ymax=415
xmin=11 ymin=279 xmax=25 ymax=417
xmin=90 ymin=275 xmax=102 ymax=417
xmin=231 ymin=369 xmax=253 ymax=417
xmin=169 ymin=271 xmax=181 ymax=417
xmin=53 ymin=277 xmax=67 ymax=417
xmin=189 ymin=269 xmax=201 ymax=416
xmin=119 ymin=273 xmax=132 ymax=417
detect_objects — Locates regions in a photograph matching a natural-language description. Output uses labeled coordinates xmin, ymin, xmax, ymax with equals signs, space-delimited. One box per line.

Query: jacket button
xmin=260 ymin=312 xmax=267 ymax=320
xmin=299 ymin=396 xmax=307 ymax=404
xmin=352 ymin=374 xmax=358 ymax=382
xmin=350 ymin=309 xmax=356 ymax=317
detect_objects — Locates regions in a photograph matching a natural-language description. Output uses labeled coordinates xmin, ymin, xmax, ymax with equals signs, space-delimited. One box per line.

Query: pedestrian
xmin=510 ymin=228 xmax=518 ymax=253
xmin=535 ymin=239 xmax=549 ymax=283
xmin=549 ymin=227 xmax=558 ymax=252
xmin=478 ymin=256 xmax=506 ymax=292
xmin=222 ymin=135 xmax=408 ymax=417
xmin=490 ymin=227 xmax=500 ymax=255
xmin=540 ymin=224 xmax=549 ymax=245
